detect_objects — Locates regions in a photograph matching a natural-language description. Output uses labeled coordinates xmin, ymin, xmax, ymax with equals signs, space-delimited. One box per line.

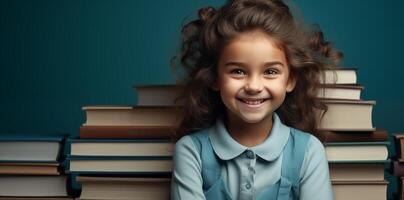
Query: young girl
xmin=171 ymin=0 xmax=342 ymax=199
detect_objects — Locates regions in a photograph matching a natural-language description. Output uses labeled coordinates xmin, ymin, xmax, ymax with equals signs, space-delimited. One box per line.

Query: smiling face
xmin=215 ymin=30 xmax=296 ymax=125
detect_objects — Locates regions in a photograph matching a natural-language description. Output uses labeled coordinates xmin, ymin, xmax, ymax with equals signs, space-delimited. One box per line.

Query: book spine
xmin=401 ymin=139 xmax=404 ymax=160
xmin=0 ymin=136 xmax=64 ymax=141
xmin=66 ymin=155 xmax=172 ymax=160
xmin=79 ymin=126 xmax=175 ymax=139
xmin=324 ymin=141 xmax=390 ymax=146
xmin=65 ymin=170 xmax=172 ymax=177
xmin=70 ymin=138 xmax=172 ymax=143
xmin=319 ymin=131 xmax=388 ymax=143
xmin=393 ymin=161 xmax=404 ymax=176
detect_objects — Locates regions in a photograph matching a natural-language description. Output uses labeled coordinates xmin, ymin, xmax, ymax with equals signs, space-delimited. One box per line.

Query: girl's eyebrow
xmin=224 ymin=61 xmax=285 ymax=67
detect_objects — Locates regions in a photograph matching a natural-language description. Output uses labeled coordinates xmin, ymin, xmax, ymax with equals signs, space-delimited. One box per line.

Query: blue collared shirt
xmin=171 ymin=113 xmax=333 ymax=200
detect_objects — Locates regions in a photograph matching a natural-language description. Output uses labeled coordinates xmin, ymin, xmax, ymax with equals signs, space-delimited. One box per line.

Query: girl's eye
xmin=264 ymin=68 xmax=278 ymax=75
xmin=230 ymin=69 xmax=246 ymax=75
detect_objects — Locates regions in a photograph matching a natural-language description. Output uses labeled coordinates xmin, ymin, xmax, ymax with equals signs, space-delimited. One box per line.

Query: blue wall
xmin=0 ymin=0 xmax=402 ymax=198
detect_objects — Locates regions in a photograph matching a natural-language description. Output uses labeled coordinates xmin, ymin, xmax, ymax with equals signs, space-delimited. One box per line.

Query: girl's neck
xmin=225 ymin=114 xmax=274 ymax=148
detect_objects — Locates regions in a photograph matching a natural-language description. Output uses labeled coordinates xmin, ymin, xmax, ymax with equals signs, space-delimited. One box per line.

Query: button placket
xmin=243 ymin=149 xmax=256 ymax=198
xmin=245 ymin=150 xmax=255 ymax=159
xmin=249 ymin=159 xmax=256 ymax=174
xmin=245 ymin=182 xmax=252 ymax=189
xmin=248 ymin=152 xmax=256 ymax=198
xmin=238 ymin=150 xmax=257 ymax=199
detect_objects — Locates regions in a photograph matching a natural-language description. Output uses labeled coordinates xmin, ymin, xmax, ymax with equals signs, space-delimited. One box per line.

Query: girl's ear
xmin=286 ymin=74 xmax=297 ymax=93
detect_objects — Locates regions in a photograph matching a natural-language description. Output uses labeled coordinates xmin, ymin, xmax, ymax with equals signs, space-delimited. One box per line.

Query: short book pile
xmin=0 ymin=135 xmax=73 ymax=200
xmin=318 ymin=68 xmax=390 ymax=200
xmin=65 ymin=85 xmax=183 ymax=200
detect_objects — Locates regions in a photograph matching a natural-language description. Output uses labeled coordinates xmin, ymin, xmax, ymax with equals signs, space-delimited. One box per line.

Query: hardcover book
xmin=400 ymin=177 xmax=404 ymax=200
xmin=77 ymin=176 xmax=170 ymax=200
xmin=79 ymin=125 xmax=177 ymax=139
xmin=325 ymin=142 xmax=389 ymax=162
xmin=318 ymin=84 xmax=363 ymax=100
xmin=318 ymin=129 xmax=388 ymax=143
xmin=0 ymin=136 xmax=63 ymax=162
xmin=392 ymin=160 xmax=404 ymax=176
xmin=69 ymin=139 xmax=173 ymax=157
xmin=322 ymin=68 xmax=358 ymax=84
xmin=0 ymin=176 xmax=68 ymax=197
xmin=329 ymin=161 xmax=386 ymax=181
xmin=0 ymin=162 xmax=59 ymax=175
xmin=394 ymin=134 xmax=404 ymax=161
xmin=82 ymin=106 xmax=183 ymax=127
xmin=66 ymin=156 xmax=172 ymax=174
xmin=0 ymin=198 xmax=75 ymax=200
xmin=332 ymin=180 xmax=388 ymax=200
xmin=318 ymin=99 xmax=375 ymax=131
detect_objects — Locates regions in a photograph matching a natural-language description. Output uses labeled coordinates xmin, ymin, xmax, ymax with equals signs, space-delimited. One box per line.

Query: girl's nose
xmin=245 ymin=77 xmax=263 ymax=94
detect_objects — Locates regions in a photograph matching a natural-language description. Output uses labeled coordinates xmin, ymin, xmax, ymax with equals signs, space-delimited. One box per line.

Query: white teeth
xmin=242 ymin=100 xmax=264 ymax=105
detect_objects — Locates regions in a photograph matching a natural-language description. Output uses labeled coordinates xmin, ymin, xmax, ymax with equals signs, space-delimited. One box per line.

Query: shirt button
xmin=245 ymin=150 xmax=255 ymax=159
xmin=245 ymin=182 xmax=252 ymax=189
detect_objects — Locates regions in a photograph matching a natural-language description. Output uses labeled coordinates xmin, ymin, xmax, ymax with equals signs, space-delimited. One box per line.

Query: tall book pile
xmin=391 ymin=134 xmax=404 ymax=200
xmin=318 ymin=68 xmax=390 ymax=200
xmin=65 ymin=85 xmax=183 ymax=200
xmin=0 ymin=135 xmax=73 ymax=200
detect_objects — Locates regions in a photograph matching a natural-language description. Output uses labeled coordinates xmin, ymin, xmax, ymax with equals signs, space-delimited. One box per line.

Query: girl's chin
xmin=238 ymin=113 xmax=272 ymax=124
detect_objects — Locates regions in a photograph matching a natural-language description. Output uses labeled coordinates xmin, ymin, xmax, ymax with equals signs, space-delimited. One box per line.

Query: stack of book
xmin=391 ymin=134 xmax=404 ymax=200
xmin=65 ymin=85 xmax=183 ymax=200
xmin=318 ymin=68 xmax=390 ymax=200
xmin=66 ymin=69 xmax=388 ymax=199
xmin=0 ymin=135 xmax=72 ymax=200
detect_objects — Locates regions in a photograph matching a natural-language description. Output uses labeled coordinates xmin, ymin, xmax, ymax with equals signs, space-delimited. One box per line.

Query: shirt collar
xmin=209 ymin=113 xmax=290 ymax=161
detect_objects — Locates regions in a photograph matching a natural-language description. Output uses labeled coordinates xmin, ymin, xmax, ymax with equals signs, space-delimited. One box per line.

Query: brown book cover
xmin=394 ymin=134 xmax=404 ymax=161
xmin=79 ymin=125 xmax=177 ymax=139
xmin=320 ymin=84 xmax=364 ymax=89
xmin=393 ymin=160 xmax=404 ymax=176
xmin=0 ymin=162 xmax=60 ymax=175
xmin=318 ymin=129 xmax=388 ymax=142
xmin=400 ymin=177 xmax=404 ymax=200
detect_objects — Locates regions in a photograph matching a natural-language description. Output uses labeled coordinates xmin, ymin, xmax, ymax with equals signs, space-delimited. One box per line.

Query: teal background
xmin=0 ymin=0 xmax=402 ymax=199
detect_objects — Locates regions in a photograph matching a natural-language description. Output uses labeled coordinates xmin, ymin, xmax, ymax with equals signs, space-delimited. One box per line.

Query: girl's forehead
xmin=228 ymin=30 xmax=282 ymax=49
xmin=219 ymin=31 xmax=286 ymax=65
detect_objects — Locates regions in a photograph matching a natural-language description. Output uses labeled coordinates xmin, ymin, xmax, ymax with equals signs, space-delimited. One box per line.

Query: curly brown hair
xmin=171 ymin=0 xmax=343 ymax=141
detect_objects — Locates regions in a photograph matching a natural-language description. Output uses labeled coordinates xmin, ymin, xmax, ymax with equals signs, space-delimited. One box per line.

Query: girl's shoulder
xmin=289 ymin=127 xmax=325 ymax=153
xmin=175 ymin=127 xmax=212 ymax=153
xmin=177 ymin=127 xmax=210 ymax=141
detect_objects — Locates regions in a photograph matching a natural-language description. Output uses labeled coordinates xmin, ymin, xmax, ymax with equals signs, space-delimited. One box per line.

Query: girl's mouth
xmin=237 ymin=98 xmax=269 ymax=108
xmin=240 ymin=99 xmax=265 ymax=104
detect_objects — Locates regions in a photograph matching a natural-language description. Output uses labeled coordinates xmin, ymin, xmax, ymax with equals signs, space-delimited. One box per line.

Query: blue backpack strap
xmin=189 ymin=129 xmax=222 ymax=191
xmin=278 ymin=128 xmax=310 ymax=199
xmin=189 ymin=129 xmax=232 ymax=200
